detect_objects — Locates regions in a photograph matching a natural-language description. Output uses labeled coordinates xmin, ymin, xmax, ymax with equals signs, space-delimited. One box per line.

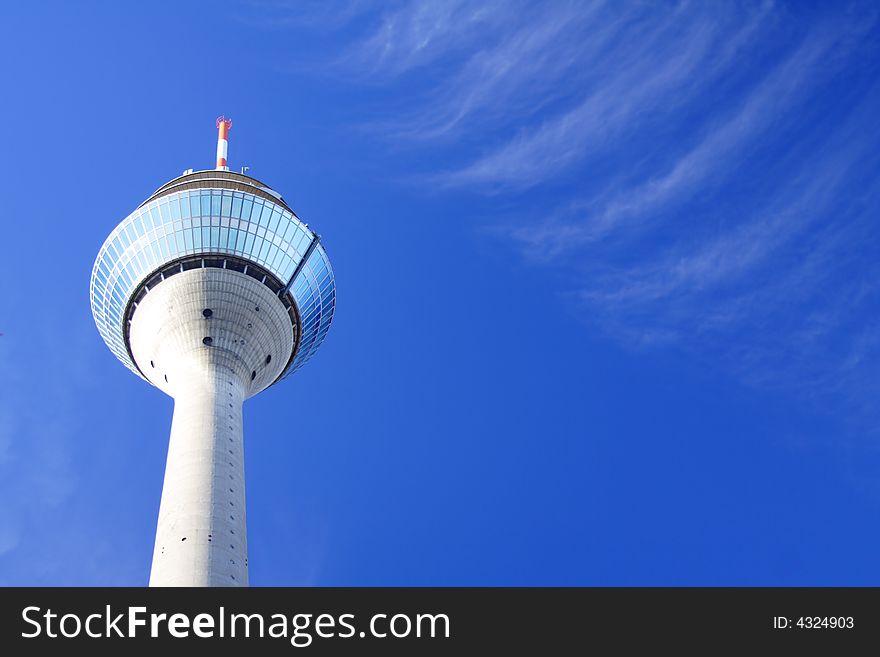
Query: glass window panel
xmin=221 ymin=194 xmax=232 ymax=217
xmin=278 ymin=255 xmax=294 ymax=280
xmin=258 ymin=238 xmax=271 ymax=262
xmin=232 ymin=196 xmax=242 ymax=218
xmin=295 ymin=230 xmax=311 ymax=254
xmin=259 ymin=203 xmax=272 ymax=226
xmin=170 ymin=196 xmax=181 ymax=220
xmin=282 ymin=221 xmax=298 ymax=244
xmin=111 ymin=235 xmax=124 ymax=257
xmin=183 ymin=229 xmax=193 ymax=250
xmin=211 ymin=192 xmax=221 ymax=217
xmin=251 ymin=201 xmax=272 ymax=228
xmin=190 ymin=194 xmax=200 ymax=218
xmin=121 ymin=266 xmax=134 ymax=287
xmin=149 ymin=205 xmax=161 ymax=226
xmin=159 ymin=202 xmax=170 ymax=223
xmin=210 ymin=226 xmax=220 ymax=246
xmin=220 ymin=226 xmax=229 ymax=249
xmin=268 ymin=244 xmax=281 ymax=269
xmin=244 ymin=232 xmax=255 ymax=254
xmin=138 ymin=209 xmax=151 ymax=231
xmin=242 ymin=198 xmax=254 ymax=220
xmin=235 ymin=229 xmax=247 ymax=252
xmin=268 ymin=208 xmax=281 ymax=233
xmin=250 ymin=202 xmax=262 ymax=224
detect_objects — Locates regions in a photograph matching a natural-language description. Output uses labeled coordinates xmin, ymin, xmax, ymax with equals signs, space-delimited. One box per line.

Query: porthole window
xmin=150 ymin=360 xmax=155 ymax=368
xmin=265 ymin=354 xmax=272 ymax=365
xmin=251 ymin=370 xmax=256 ymax=381
xmin=203 ymin=336 xmax=213 ymax=346
xmin=164 ymin=374 xmax=168 ymax=382
xmin=202 ymin=308 xmax=213 ymax=318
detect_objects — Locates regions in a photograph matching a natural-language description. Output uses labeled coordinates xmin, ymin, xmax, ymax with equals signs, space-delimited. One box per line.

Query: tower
xmin=89 ymin=118 xmax=336 ymax=586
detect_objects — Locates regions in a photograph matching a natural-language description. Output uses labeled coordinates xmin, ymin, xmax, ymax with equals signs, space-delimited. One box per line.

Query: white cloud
xmin=259 ymin=1 xmax=880 ymax=414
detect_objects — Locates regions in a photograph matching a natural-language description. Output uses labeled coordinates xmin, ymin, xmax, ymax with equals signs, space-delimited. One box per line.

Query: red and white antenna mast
xmin=215 ymin=116 xmax=232 ymax=171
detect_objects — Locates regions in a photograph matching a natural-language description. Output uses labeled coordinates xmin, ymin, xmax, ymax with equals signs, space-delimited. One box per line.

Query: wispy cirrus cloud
xmin=318 ymin=1 xmax=775 ymax=189
xmin=507 ymin=22 xmax=857 ymax=254
xmin=254 ymin=1 xmax=880 ymax=417
xmin=346 ymin=0 xmax=505 ymax=78
xmin=437 ymin=4 xmax=774 ymax=188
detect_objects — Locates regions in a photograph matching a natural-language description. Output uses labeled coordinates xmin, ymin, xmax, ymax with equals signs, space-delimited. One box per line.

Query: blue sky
xmin=1 ymin=1 xmax=879 ymax=585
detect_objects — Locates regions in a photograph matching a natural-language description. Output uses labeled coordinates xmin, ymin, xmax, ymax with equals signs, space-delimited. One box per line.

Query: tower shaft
xmin=150 ymin=372 xmax=248 ymax=586
xmin=128 ymin=266 xmax=295 ymax=586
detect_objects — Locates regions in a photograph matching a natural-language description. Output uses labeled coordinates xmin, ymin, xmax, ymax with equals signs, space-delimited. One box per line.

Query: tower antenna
xmin=216 ymin=116 xmax=232 ymax=171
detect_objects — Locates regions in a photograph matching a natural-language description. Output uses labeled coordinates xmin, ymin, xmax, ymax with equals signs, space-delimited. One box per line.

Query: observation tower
xmin=89 ymin=118 xmax=336 ymax=586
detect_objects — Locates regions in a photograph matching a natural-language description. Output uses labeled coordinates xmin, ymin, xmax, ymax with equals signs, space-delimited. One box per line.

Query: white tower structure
xmin=90 ymin=118 xmax=336 ymax=586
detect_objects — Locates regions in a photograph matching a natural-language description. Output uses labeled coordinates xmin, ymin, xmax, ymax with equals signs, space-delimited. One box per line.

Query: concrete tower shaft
xmin=129 ymin=268 xmax=294 ymax=586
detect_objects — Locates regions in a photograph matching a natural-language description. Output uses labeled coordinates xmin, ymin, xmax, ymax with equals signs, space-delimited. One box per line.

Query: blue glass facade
xmin=90 ymin=179 xmax=335 ymax=382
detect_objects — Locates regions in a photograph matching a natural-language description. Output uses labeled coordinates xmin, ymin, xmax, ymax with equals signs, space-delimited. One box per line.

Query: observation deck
xmin=90 ymin=170 xmax=336 ymax=387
